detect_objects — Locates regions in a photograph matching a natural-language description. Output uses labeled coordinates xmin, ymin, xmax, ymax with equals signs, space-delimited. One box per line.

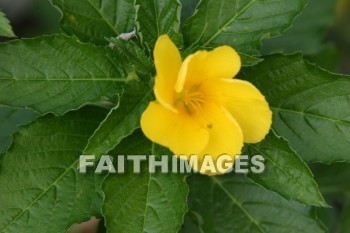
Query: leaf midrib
xmin=202 ymin=0 xmax=257 ymax=46
xmin=86 ymin=0 xmax=119 ymax=35
xmin=0 ymin=159 xmax=79 ymax=232
xmin=140 ymin=142 xmax=156 ymax=232
xmin=210 ymin=176 xmax=266 ymax=233
xmin=1 ymin=110 xmax=106 ymax=231
xmin=247 ymin=143 xmax=324 ymax=205
xmin=153 ymin=0 xmax=160 ymax=36
xmin=84 ymin=90 xmax=152 ymax=156
xmin=271 ymin=107 xmax=350 ymax=127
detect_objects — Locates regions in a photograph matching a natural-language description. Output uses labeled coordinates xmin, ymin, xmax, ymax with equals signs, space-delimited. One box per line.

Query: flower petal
xmin=175 ymin=46 xmax=241 ymax=93
xmin=175 ymin=51 xmax=208 ymax=93
xmin=140 ymin=101 xmax=209 ymax=155
xmin=206 ymin=79 xmax=272 ymax=143
xmin=153 ymin=35 xmax=182 ymax=111
xmin=200 ymin=46 xmax=241 ymax=79
xmin=194 ymin=103 xmax=244 ymax=175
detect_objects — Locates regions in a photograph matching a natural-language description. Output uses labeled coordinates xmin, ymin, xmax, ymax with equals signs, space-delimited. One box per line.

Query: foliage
xmin=0 ymin=0 xmax=349 ymax=232
xmin=0 ymin=10 xmax=15 ymax=38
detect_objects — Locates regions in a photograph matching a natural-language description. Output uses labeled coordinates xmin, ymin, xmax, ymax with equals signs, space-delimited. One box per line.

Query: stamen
xmin=181 ymin=85 xmax=206 ymax=114
xmin=174 ymin=84 xmax=207 ymax=114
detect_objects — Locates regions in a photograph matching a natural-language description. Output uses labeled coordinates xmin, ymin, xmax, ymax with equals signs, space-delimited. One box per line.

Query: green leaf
xmin=50 ymin=0 xmax=135 ymax=45
xmin=246 ymin=131 xmax=326 ymax=207
xmin=240 ymin=53 xmax=263 ymax=67
xmin=181 ymin=48 xmax=263 ymax=67
xmin=262 ymin=0 xmax=336 ymax=55
xmin=305 ymin=44 xmax=340 ymax=73
xmin=180 ymin=0 xmax=200 ymax=26
xmin=135 ymin=0 xmax=183 ymax=49
xmin=0 ymin=106 xmax=107 ymax=233
xmin=0 ymin=106 xmax=37 ymax=154
xmin=239 ymin=54 xmax=350 ymax=162
xmin=183 ymin=0 xmax=306 ymax=55
xmin=107 ymin=37 xmax=154 ymax=79
xmin=315 ymin=206 xmax=338 ymax=233
xmin=339 ymin=202 xmax=350 ymax=233
xmin=102 ymin=131 xmax=188 ymax=233
xmin=179 ymin=211 xmax=203 ymax=233
xmin=0 ymin=35 xmax=136 ymax=116
xmin=312 ymin=163 xmax=350 ymax=231
xmin=84 ymin=81 xmax=153 ymax=157
xmin=184 ymin=174 xmax=327 ymax=233
xmin=0 ymin=10 xmax=15 ymax=38
xmin=84 ymin=37 xmax=154 ymax=158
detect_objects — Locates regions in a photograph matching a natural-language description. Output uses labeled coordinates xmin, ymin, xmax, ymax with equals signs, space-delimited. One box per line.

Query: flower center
xmin=175 ymin=84 xmax=206 ymax=115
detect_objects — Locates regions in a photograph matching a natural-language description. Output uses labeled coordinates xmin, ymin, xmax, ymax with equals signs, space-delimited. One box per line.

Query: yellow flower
xmin=141 ymin=35 xmax=272 ymax=175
